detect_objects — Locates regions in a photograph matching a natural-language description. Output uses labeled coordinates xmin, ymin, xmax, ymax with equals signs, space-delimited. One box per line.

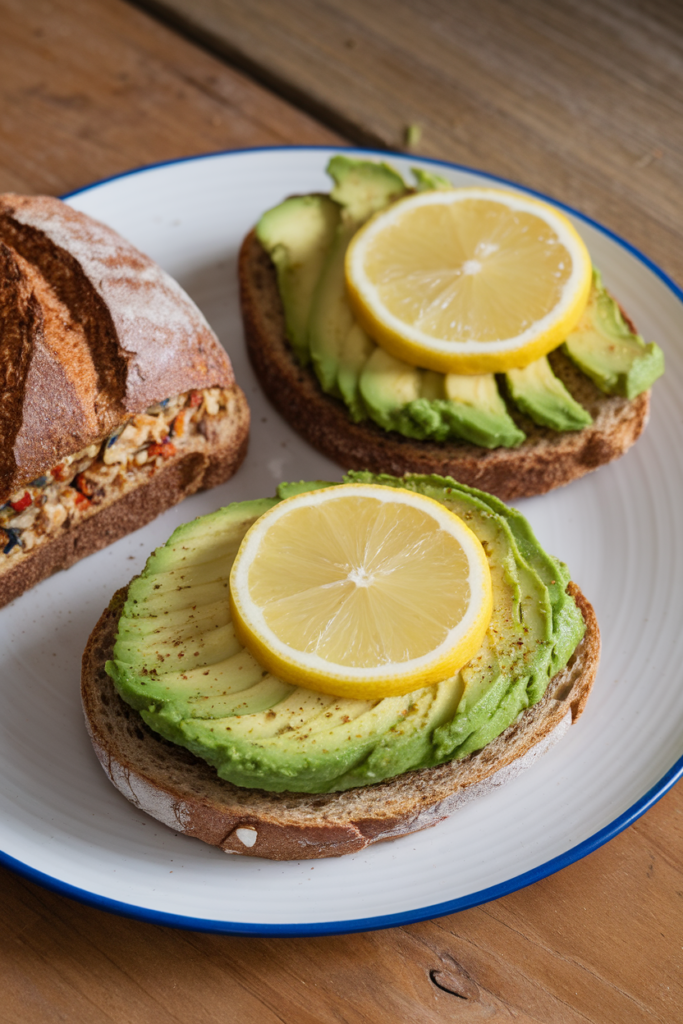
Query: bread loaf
xmin=0 ymin=195 xmax=249 ymax=605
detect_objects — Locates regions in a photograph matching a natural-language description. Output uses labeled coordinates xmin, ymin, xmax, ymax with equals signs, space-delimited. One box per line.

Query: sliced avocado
xmin=403 ymin=398 xmax=451 ymax=443
xmin=107 ymin=474 xmax=585 ymax=793
xmin=359 ymin=347 xmax=426 ymax=438
xmin=440 ymin=373 xmax=525 ymax=448
xmin=337 ymin=323 xmax=374 ymax=422
xmin=563 ymin=272 xmax=664 ymax=399
xmin=307 ymin=219 xmax=357 ymax=394
xmin=327 ymin=155 xmax=407 ymax=221
xmin=412 ymin=166 xmax=452 ymax=191
xmin=124 ymin=499 xmax=277 ymax=619
xmin=308 ymin=158 xmax=408 ymax=393
xmin=256 ymin=195 xmax=340 ymax=365
xmin=359 ymin=350 xmax=525 ymax=447
xmin=276 ymin=480 xmax=334 ymax=500
xmin=109 ymin=498 xmax=293 ymax=722
xmin=505 ymin=356 xmax=593 ymax=431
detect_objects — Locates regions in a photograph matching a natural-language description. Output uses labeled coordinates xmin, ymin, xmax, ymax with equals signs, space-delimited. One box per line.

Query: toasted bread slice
xmin=81 ymin=584 xmax=599 ymax=861
xmin=239 ymin=230 xmax=649 ymax=501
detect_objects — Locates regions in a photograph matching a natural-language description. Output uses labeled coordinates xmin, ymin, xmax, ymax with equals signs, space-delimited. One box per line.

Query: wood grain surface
xmin=0 ymin=0 xmax=340 ymax=197
xmin=135 ymin=0 xmax=683 ymax=286
xmin=0 ymin=1 xmax=682 ymax=1022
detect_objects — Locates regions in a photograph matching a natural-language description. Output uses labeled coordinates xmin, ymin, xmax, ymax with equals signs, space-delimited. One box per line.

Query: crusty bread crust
xmin=0 ymin=194 xmax=236 ymax=498
xmin=81 ymin=583 xmax=599 ymax=861
xmin=0 ymin=387 xmax=249 ymax=609
xmin=239 ymin=231 xmax=649 ymax=501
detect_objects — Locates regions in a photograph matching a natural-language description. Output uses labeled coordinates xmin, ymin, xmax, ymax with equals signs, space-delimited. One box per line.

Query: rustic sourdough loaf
xmin=239 ymin=230 xmax=649 ymax=502
xmin=0 ymin=195 xmax=249 ymax=605
xmin=81 ymin=584 xmax=599 ymax=861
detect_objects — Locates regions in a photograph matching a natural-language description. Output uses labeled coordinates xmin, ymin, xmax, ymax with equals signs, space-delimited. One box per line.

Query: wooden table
xmin=1 ymin=1 xmax=681 ymax=1020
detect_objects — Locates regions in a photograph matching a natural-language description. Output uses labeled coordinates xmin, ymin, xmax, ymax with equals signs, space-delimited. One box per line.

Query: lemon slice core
xmin=229 ymin=484 xmax=492 ymax=699
xmin=345 ymin=188 xmax=592 ymax=374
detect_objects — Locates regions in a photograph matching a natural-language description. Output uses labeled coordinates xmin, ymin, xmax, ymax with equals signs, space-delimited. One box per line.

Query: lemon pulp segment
xmin=364 ymin=203 xmax=571 ymax=339
xmin=229 ymin=484 xmax=492 ymax=699
xmin=345 ymin=188 xmax=592 ymax=374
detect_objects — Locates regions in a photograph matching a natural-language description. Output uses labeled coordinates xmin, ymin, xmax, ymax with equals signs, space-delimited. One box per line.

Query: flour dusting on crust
xmin=0 ymin=194 xmax=234 ymax=412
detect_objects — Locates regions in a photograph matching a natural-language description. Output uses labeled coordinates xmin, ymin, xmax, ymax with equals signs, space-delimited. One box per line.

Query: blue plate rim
xmin=3 ymin=145 xmax=679 ymax=937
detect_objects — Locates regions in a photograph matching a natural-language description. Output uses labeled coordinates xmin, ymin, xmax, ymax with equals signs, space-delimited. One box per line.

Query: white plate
xmin=2 ymin=148 xmax=682 ymax=935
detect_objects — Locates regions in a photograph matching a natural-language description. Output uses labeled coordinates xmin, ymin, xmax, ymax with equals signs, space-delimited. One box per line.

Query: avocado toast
xmin=81 ymin=473 xmax=600 ymax=860
xmin=239 ymin=156 xmax=662 ymax=500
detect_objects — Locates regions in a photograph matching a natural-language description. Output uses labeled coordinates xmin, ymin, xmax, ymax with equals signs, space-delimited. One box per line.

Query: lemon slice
xmin=229 ymin=484 xmax=492 ymax=699
xmin=345 ymin=188 xmax=592 ymax=374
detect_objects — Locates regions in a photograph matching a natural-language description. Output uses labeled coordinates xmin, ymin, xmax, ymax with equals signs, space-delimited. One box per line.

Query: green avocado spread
xmin=106 ymin=473 xmax=585 ymax=794
xmin=256 ymin=157 xmax=664 ymax=449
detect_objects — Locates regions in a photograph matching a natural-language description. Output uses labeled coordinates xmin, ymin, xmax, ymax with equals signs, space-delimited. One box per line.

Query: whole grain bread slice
xmin=81 ymin=583 xmax=599 ymax=861
xmin=239 ymin=230 xmax=649 ymax=501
